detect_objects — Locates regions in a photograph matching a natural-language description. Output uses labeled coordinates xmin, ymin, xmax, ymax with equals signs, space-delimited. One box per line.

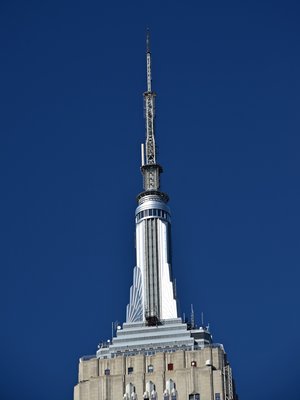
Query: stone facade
xmin=74 ymin=346 xmax=236 ymax=400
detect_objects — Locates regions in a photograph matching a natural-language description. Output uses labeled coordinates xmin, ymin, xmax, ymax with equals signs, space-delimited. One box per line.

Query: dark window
xmin=167 ymin=363 xmax=174 ymax=371
xmin=191 ymin=361 xmax=197 ymax=367
xmin=163 ymin=395 xmax=169 ymax=400
xmin=189 ymin=394 xmax=200 ymax=400
xmin=215 ymin=394 xmax=220 ymax=400
xmin=147 ymin=364 xmax=154 ymax=373
xmin=128 ymin=367 xmax=133 ymax=374
xmin=104 ymin=368 xmax=110 ymax=376
xmin=171 ymin=395 xmax=177 ymax=400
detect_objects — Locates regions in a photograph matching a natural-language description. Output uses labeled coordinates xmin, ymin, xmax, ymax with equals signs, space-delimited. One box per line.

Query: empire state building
xmin=74 ymin=34 xmax=238 ymax=400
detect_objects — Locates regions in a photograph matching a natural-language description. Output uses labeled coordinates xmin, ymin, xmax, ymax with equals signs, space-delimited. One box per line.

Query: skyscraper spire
xmin=75 ymin=34 xmax=238 ymax=400
xmin=126 ymin=33 xmax=177 ymax=325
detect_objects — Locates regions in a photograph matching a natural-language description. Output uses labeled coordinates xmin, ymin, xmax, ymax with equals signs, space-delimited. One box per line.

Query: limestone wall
xmin=74 ymin=348 xmax=234 ymax=400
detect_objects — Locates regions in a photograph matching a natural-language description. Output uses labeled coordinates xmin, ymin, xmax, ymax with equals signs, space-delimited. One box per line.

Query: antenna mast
xmin=138 ymin=30 xmax=167 ymax=201
xmin=144 ymin=29 xmax=156 ymax=165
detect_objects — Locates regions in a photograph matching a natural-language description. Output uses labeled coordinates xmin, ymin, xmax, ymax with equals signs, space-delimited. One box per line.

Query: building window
xmin=215 ymin=394 xmax=220 ymax=400
xmin=189 ymin=394 xmax=200 ymax=400
xmin=147 ymin=364 xmax=154 ymax=373
xmin=191 ymin=361 xmax=197 ymax=367
xmin=104 ymin=368 xmax=110 ymax=376
xmin=167 ymin=363 xmax=174 ymax=371
xmin=128 ymin=367 xmax=133 ymax=374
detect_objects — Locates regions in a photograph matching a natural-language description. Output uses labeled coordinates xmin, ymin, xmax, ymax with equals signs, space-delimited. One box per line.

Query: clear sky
xmin=1 ymin=1 xmax=299 ymax=399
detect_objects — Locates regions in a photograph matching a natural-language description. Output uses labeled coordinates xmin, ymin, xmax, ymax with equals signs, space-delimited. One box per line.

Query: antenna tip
xmin=146 ymin=28 xmax=150 ymax=52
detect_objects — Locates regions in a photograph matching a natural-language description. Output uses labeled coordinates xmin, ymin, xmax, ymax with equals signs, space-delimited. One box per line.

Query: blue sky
xmin=1 ymin=1 xmax=299 ymax=399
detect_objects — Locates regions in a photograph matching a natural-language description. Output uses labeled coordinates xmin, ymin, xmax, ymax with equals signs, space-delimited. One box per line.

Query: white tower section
xmin=126 ymin=33 xmax=178 ymax=324
xmin=126 ymin=198 xmax=178 ymax=322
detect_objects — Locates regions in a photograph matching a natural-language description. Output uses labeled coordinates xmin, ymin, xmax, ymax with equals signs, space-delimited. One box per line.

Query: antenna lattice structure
xmin=144 ymin=30 xmax=156 ymax=165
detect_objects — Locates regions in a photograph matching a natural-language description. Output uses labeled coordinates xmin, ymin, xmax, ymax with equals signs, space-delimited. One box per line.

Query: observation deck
xmin=96 ymin=318 xmax=213 ymax=359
